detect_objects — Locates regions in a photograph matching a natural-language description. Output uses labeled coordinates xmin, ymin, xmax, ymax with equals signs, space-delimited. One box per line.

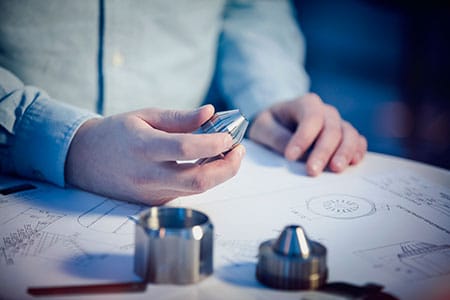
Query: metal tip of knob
xmin=256 ymin=225 xmax=328 ymax=290
xmin=273 ymin=225 xmax=311 ymax=258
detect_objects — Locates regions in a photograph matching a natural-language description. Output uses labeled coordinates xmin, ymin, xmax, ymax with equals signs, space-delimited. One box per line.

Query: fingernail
xmin=309 ymin=159 xmax=323 ymax=175
xmin=333 ymin=156 xmax=346 ymax=170
xmin=286 ymin=146 xmax=302 ymax=160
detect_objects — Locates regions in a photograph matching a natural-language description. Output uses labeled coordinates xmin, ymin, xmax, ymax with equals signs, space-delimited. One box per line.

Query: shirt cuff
xmin=11 ymin=97 xmax=98 ymax=187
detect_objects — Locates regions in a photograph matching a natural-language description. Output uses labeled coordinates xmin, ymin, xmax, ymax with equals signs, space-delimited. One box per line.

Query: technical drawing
xmin=0 ymin=189 xmax=43 ymax=223
xmin=0 ymin=207 xmax=108 ymax=267
xmin=216 ymin=239 xmax=259 ymax=266
xmin=364 ymin=173 xmax=450 ymax=217
xmin=289 ymin=207 xmax=317 ymax=222
xmin=307 ymin=194 xmax=376 ymax=219
xmin=1 ymin=227 xmax=109 ymax=266
xmin=78 ymin=199 xmax=146 ymax=235
xmin=1 ymin=207 xmax=64 ymax=227
xmin=354 ymin=240 xmax=450 ymax=281
xmin=1 ymin=208 xmax=64 ymax=265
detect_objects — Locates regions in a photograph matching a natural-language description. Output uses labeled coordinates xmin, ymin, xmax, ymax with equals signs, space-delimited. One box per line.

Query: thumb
xmin=138 ymin=104 xmax=215 ymax=133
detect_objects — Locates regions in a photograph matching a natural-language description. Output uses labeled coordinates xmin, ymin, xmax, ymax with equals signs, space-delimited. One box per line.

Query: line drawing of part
xmin=77 ymin=199 xmax=145 ymax=234
xmin=0 ymin=226 xmax=106 ymax=267
xmin=1 ymin=207 xmax=64 ymax=227
xmin=306 ymin=194 xmax=376 ymax=219
xmin=364 ymin=174 xmax=450 ymax=217
xmin=1 ymin=208 xmax=65 ymax=265
xmin=354 ymin=240 xmax=450 ymax=281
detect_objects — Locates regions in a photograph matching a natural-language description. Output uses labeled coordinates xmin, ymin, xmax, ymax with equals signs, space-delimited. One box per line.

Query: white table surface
xmin=1 ymin=139 xmax=449 ymax=300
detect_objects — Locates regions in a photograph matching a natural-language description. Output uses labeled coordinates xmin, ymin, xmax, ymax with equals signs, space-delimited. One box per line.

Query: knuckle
xmin=165 ymin=109 xmax=183 ymax=122
xmin=311 ymin=142 xmax=335 ymax=161
xmin=295 ymin=129 xmax=317 ymax=150
xmin=325 ymin=105 xmax=340 ymax=119
xmin=316 ymin=144 xmax=335 ymax=157
xmin=305 ymin=92 xmax=323 ymax=104
xmin=342 ymin=120 xmax=351 ymax=128
xmin=343 ymin=122 xmax=359 ymax=141
xmin=323 ymin=124 xmax=342 ymax=141
xmin=176 ymin=139 xmax=193 ymax=157
xmin=131 ymin=135 xmax=149 ymax=157
xmin=342 ymin=120 xmax=355 ymax=131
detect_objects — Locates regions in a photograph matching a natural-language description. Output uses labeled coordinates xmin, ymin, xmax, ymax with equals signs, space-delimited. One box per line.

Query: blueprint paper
xmin=1 ymin=139 xmax=449 ymax=300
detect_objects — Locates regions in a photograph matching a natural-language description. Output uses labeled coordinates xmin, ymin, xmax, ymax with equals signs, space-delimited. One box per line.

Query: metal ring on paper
xmin=134 ymin=207 xmax=214 ymax=284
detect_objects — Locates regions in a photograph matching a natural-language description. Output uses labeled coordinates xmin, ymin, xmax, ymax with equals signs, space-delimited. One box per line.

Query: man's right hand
xmin=65 ymin=105 xmax=245 ymax=205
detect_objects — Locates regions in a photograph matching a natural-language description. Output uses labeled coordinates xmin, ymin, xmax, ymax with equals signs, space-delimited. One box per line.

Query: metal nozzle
xmin=256 ymin=225 xmax=328 ymax=290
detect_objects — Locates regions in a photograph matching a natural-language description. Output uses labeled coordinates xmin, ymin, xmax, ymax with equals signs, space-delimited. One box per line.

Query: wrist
xmin=64 ymin=117 xmax=102 ymax=187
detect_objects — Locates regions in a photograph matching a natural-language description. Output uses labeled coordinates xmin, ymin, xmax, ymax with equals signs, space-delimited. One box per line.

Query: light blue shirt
xmin=0 ymin=0 xmax=309 ymax=187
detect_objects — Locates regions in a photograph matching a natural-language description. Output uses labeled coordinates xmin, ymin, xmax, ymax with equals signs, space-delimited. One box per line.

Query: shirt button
xmin=112 ymin=51 xmax=124 ymax=67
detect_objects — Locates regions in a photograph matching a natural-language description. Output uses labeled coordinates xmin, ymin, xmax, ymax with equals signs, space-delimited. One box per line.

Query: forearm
xmin=0 ymin=67 xmax=98 ymax=186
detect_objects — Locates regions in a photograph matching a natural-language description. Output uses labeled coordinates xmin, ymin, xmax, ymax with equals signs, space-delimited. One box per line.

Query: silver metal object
xmin=256 ymin=225 xmax=328 ymax=290
xmin=197 ymin=109 xmax=248 ymax=164
xmin=200 ymin=109 xmax=249 ymax=147
xmin=134 ymin=207 xmax=214 ymax=284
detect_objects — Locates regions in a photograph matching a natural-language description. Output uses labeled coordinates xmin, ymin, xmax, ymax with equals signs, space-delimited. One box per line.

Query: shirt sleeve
xmin=217 ymin=0 xmax=310 ymax=121
xmin=0 ymin=67 xmax=98 ymax=186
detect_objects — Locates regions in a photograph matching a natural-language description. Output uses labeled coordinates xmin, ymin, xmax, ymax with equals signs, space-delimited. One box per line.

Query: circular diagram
xmin=307 ymin=194 xmax=375 ymax=219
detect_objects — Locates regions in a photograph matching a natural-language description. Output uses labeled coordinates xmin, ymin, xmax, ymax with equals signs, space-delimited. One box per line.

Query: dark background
xmin=293 ymin=0 xmax=450 ymax=169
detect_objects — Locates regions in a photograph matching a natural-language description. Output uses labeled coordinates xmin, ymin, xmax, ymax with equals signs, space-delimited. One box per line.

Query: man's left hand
xmin=248 ymin=93 xmax=367 ymax=176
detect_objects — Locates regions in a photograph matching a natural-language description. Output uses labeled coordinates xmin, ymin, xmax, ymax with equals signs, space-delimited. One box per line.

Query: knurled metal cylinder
xmin=200 ymin=109 xmax=248 ymax=148
xmin=134 ymin=207 xmax=213 ymax=284
xmin=256 ymin=225 xmax=328 ymax=290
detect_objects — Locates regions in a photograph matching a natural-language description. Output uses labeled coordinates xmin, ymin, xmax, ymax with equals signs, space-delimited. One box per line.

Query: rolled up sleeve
xmin=218 ymin=0 xmax=310 ymax=121
xmin=0 ymin=67 xmax=98 ymax=186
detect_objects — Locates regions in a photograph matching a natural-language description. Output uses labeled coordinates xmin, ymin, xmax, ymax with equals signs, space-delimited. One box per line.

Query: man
xmin=0 ymin=0 xmax=367 ymax=205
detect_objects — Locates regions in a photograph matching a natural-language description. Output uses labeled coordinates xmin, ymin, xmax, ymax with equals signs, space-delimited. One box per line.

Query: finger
xmin=168 ymin=145 xmax=245 ymax=193
xmin=248 ymin=111 xmax=292 ymax=155
xmin=142 ymin=131 xmax=234 ymax=161
xmin=305 ymin=113 xmax=343 ymax=176
xmin=284 ymin=99 xmax=327 ymax=161
xmin=328 ymin=121 xmax=360 ymax=173
xmin=350 ymin=135 xmax=368 ymax=165
xmin=137 ymin=105 xmax=215 ymax=133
